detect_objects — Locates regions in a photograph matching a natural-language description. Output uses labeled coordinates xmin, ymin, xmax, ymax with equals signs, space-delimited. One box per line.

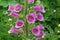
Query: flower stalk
xmin=24 ymin=0 xmax=28 ymax=38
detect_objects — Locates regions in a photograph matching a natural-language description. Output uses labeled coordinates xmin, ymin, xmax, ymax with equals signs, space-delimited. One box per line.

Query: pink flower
xmin=8 ymin=5 xmax=15 ymax=12
xmin=28 ymin=0 xmax=34 ymax=4
xmin=15 ymin=20 xmax=24 ymax=28
xmin=36 ymin=13 xmax=44 ymax=21
xmin=30 ymin=27 xmax=40 ymax=36
xmin=38 ymin=31 xmax=45 ymax=37
xmin=36 ymin=37 xmax=40 ymax=40
xmin=34 ymin=4 xmax=45 ymax=13
xmin=14 ymin=4 xmax=23 ymax=12
xmin=26 ymin=12 xmax=36 ymax=23
xmin=8 ymin=26 xmax=19 ymax=34
xmin=8 ymin=4 xmax=23 ymax=12
xmin=36 ymin=31 xmax=45 ymax=38
xmin=30 ymin=26 xmax=45 ymax=37
xmin=9 ymin=12 xmax=19 ymax=18
xmin=37 ymin=24 xmax=44 ymax=30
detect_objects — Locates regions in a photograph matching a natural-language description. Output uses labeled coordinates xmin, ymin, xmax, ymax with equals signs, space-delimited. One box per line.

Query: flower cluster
xmin=8 ymin=4 xmax=23 ymax=18
xmin=8 ymin=4 xmax=24 ymax=34
xmin=30 ymin=24 xmax=45 ymax=40
xmin=26 ymin=0 xmax=45 ymax=40
xmin=8 ymin=0 xmax=46 ymax=40
xmin=26 ymin=12 xmax=44 ymax=24
xmin=34 ymin=4 xmax=45 ymax=13
xmin=26 ymin=3 xmax=45 ymax=24
xmin=8 ymin=20 xmax=24 ymax=34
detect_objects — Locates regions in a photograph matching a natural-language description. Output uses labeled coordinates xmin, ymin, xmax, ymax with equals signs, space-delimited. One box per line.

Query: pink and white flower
xmin=15 ymin=20 xmax=24 ymax=28
xmin=30 ymin=24 xmax=45 ymax=37
xmin=14 ymin=4 xmax=23 ymax=12
xmin=8 ymin=26 xmax=19 ymax=34
xmin=34 ymin=4 xmax=45 ymax=13
xmin=9 ymin=12 xmax=19 ymax=18
xmin=8 ymin=4 xmax=23 ymax=12
xmin=26 ymin=12 xmax=36 ymax=23
xmin=31 ymin=27 xmax=41 ymax=36
xmin=36 ymin=13 xmax=44 ymax=21
xmin=36 ymin=37 xmax=40 ymax=40
xmin=8 ymin=5 xmax=15 ymax=12
xmin=37 ymin=24 xmax=44 ymax=30
xmin=28 ymin=0 xmax=34 ymax=4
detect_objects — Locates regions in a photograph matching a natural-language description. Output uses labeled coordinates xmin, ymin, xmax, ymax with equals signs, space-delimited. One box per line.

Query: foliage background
xmin=0 ymin=0 xmax=60 ymax=40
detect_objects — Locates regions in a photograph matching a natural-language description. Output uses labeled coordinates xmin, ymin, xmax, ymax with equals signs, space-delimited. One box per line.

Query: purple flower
xmin=38 ymin=31 xmax=45 ymax=37
xmin=30 ymin=26 xmax=45 ymax=37
xmin=8 ymin=4 xmax=23 ymax=12
xmin=36 ymin=13 xmax=44 ymax=21
xmin=34 ymin=4 xmax=45 ymax=13
xmin=8 ymin=26 xmax=19 ymax=34
xmin=15 ymin=20 xmax=24 ymax=28
xmin=8 ymin=5 xmax=15 ymax=12
xmin=35 ymin=32 xmax=45 ymax=40
xmin=37 ymin=24 xmax=44 ymax=30
xmin=26 ymin=12 xmax=36 ymax=23
xmin=28 ymin=0 xmax=34 ymax=4
xmin=36 ymin=37 xmax=40 ymax=40
xmin=30 ymin=27 xmax=40 ymax=36
xmin=9 ymin=12 xmax=19 ymax=18
xmin=14 ymin=4 xmax=23 ymax=12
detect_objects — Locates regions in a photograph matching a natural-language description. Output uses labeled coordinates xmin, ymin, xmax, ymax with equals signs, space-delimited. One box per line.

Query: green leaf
xmin=0 ymin=0 xmax=18 ymax=7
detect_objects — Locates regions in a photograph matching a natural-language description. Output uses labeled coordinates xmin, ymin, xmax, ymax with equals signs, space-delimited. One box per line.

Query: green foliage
xmin=0 ymin=0 xmax=60 ymax=40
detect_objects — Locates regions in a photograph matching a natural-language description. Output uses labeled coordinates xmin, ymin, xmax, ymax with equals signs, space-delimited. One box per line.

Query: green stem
xmin=24 ymin=0 xmax=28 ymax=39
